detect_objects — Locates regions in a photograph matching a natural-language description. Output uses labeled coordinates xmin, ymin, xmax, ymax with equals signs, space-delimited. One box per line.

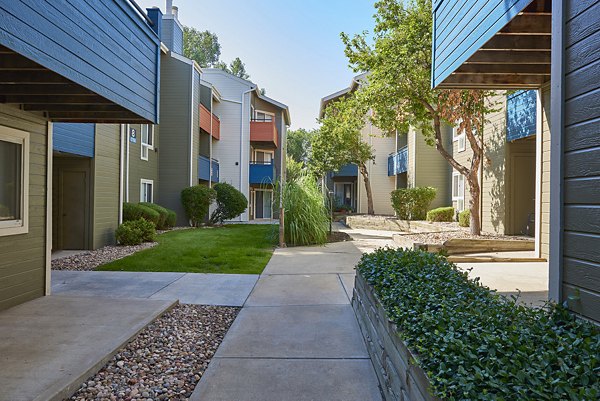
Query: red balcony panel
xmin=199 ymin=104 xmax=220 ymax=140
xmin=250 ymin=120 xmax=278 ymax=148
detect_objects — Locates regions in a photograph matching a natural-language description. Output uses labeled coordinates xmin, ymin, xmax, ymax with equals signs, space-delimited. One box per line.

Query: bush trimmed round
xmin=181 ymin=185 xmax=216 ymax=227
xmin=209 ymin=183 xmax=248 ymax=225
xmin=391 ymin=187 xmax=436 ymax=220
xmin=140 ymin=202 xmax=170 ymax=229
xmin=426 ymin=206 xmax=455 ymax=222
xmin=459 ymin=209 xmax=470 ymax=227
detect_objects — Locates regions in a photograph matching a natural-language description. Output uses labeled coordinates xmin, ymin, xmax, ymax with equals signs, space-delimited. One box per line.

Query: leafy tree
xmin=229 ymin=57 xmax=250 ymax=79
xmin=312 ymin=94 xmax=376 ymax=215
xmin=183 ymin=27 xmax=221 ymax=67
xmin=341 ymin=0 xmax=496 ymax=234
xmin=287 ymin=128 xmax=314 ymax=165
xmin=209 ymin=183 xmax=248 ymax=225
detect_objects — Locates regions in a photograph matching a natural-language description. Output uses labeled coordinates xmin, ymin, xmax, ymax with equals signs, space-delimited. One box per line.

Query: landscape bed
xmin=354 ymin=248 xmax=599 ymax=400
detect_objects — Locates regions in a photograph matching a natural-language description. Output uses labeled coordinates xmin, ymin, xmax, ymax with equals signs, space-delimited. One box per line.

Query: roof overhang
xmin=256 ymin=90 xmax=291 ymax=126
xmin=433 ymin=0 xmax=551 ymax=89
xmin=319 ymin=72 xmax=368 ymax=118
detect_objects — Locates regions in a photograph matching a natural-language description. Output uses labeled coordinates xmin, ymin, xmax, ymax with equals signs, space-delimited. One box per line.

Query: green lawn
xmin=99 ymin=224 xmax=278 ymax=274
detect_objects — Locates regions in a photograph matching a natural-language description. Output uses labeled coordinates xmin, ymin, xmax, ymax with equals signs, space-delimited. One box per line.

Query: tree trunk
xmin=467 ymin=172 xmax=482 ymax=235
xmin=359 ymin=164 xmax=375 ymax=215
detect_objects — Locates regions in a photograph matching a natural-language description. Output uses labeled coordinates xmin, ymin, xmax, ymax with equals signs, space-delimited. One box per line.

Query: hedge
xmin=115 ymin=218 xmax=156 ymax=245
xmin=357 ymin=248 xmax=599 ymax=400
xmin=459 ymin=209 xmax=470 ymax=227
xmin=391 ymin=187 xmax=436 ymax=220
xmin=140 ymin=202 xmax=170 ymax=229
xmin=426 ymin=206 xmax=454 ymax=222
xmin=122 ymin=202 xmax=160 ymax=226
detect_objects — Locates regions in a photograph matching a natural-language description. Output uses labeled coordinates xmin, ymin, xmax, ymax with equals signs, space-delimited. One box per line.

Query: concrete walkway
xmin=0 ymin=295 xmax=175 ymax=401
xmin=191 ymin=241 xmax=382 ymax=401
xmin=52 ymin=271 xmax=258 ymax=306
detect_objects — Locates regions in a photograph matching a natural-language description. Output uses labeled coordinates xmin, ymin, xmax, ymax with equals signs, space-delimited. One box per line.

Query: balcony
xmin=250 ymin=119 xmax=278 ymax=148
xmin=249 ymin=162 xmax=275 ymax=185
xmin=388 ymin=146 xmax=408 ymax=176
xmin=331 ymin=164 xmax=358 ymax=178
xmin=198 ymin=155 xmax=219 ymax=182
xmin=200 ymin=104 xmax=220 ymax=140
xmin=0 ymin=0 xmax=161 ymax=123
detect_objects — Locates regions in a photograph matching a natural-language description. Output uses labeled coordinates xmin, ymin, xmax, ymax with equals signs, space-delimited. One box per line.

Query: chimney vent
xmin=172 ymin=5 xmax=179 ymax=19
xmin=166 ymin=0 xmax=173 ymax=14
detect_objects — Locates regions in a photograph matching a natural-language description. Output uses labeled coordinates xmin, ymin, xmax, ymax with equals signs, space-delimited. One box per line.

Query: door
xmin=262 ymin=191 xmax=272 ymax=219
xmin=60 ymin=171 xmax=87 ymax=249
xmin=343 ymin=184 xmax=352 ymax=206
xmin=509 ymin=154 xmax=536 ymax=235
xmin=255 ymin=191 xmax=264 ymax=219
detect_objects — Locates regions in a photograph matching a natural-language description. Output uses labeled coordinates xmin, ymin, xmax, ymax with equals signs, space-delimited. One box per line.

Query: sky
xmin=136 ymin=0 xmax=376 ymax=130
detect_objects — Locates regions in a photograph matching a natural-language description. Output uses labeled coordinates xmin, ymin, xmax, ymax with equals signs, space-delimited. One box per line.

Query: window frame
xmin=141 ymin=125 xmax=154 ymax=161
xmin=254 ymin=110 xmax=274 ymax=122
xmin=140 ymin=179 xmax=154 ymax=203
xmin=0 ymin=125 xmax=30 ymax=237
xmin=452 ymin=127 xmax=466 ymax=153
xmin=452 ymin=171 xmax=465 ymax=212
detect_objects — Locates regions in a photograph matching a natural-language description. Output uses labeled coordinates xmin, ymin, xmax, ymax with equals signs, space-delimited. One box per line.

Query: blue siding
xmin=332 ymin=164 xmax=358 ymax=178
xmin=162 ymin=17 xmax=183 ymax=55
xmin=249 ymin=162 xmax=275 ymax=184
xmin=0 ymin=0 xmax=160 ymax=122
xmin=506 ymin=90 xmax=537 ymax=141
xmin=53 ymin=123 xmax=95 ymax=157
xmin=388 ymin=146 xmax=408 ymax=176
xmin=432 ymin=0 xmax=532 ymax=87
xmin=198 ymin=155 xmax=219 ymax=183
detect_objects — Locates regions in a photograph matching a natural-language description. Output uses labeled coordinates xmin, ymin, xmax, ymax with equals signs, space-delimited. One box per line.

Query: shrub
xmin=391 ymin=187 xmax=436 ymax=220
xmin=181 ymin=185 xmax=216 ymax=227
xmin=115 ymin=218 xmax=156 ymax=245
xmin=166 ymin=210 xmax=177 ymax=228
xmin=140 ymin=202 xmax=170 ymax=229
xmin=426 ymin=206 xmax=454 ymax=222
xmin=122 ymin=202 xmax=160 ymax=226
xmin=357 ymin=248 xmax=599 ymax=400
xmin=282 ymin=175 xmax=328 ymax=246
xmin=209 ymin=183 xmax=248 ymax=224
xmin=459 ymin=209 xmax=470 ymax=227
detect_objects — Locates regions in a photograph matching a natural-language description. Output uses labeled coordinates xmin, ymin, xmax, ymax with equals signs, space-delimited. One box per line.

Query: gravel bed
xmin=399 ymin=229 xmax=532 ymax=246
xmin=68 ymin=304 xmax=239 ymax=401
xmin=52 ymin=242 xmax=157 ymax=271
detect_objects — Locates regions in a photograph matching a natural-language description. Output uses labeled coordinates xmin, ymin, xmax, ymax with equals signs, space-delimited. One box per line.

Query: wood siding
xmin=560 ymin=0 xmax=600 ymax=321
xmin=0 ymin=105 xmax=47 ymax=311
xmin=157 ymin=55 xmax=192 ymax=225
xmin=0 ymin=0 xmax=160 ymax=122
xmin=432 ymin=0 xmax=533 ymax=87
xmin=413 ymin=126 xmax=452 ymax=209
xmin=53 ymin=123 xmax=95 ymax=157
xmin=126 ymin=123 xmax=159 ymax=204
xmin=540 ymin=84 xmax=551 ymax=258
xmin=93 ymin=124 xmax=121 ymax=249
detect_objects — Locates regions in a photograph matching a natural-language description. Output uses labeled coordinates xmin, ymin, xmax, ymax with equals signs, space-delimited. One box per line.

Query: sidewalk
xmin=190 ymin=241 xmax=382 ymax=401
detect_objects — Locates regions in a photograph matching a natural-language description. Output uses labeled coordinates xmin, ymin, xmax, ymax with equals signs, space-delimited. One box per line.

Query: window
xmin=141 ymin=125 xmax=154 ymax=161
xmin=253 ymin=149 xmax=274 ymax=164
xmin=0 ymin=126 xmax=29 ymax=236
xmin=453 ymin=127 xmax=466 ymax=152
xmin=254 ymin=110 xmax=273 ymax=122
xmin=452 ymin=171 xmax=465 ymax=212
xmin=140 ymin=179 xmax=153 ymax=203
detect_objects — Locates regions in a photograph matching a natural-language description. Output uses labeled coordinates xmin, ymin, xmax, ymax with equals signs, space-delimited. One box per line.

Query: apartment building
xmin=432 ymin=0 xmax=598 ymax=321
xmin=202 ymin=69 xmax=291 ymax=221
xmin=320 ymin=75 xmax=452 ymax=215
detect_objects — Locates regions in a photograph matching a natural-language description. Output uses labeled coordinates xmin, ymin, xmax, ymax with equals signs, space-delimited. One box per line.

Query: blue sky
xmin=136 ymin=0 xmax=376 ymax=130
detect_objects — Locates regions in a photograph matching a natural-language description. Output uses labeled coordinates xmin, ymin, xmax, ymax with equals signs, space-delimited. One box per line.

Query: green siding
xmin=126 ymin=123 xmax=160 ymax=203
xmin=0 ymin=105 xmax=48 ymax=311
xmin=93 ymin=124 xmax=121 ymax=249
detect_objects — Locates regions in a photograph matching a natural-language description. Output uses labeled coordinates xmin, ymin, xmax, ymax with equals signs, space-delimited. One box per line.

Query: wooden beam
xmin=442 ymin=73 xmax=548 ymax=87
xmin=0 ymin=94 xmax=112 ymax=104
xmin=500 ymin=14 xmax=551 ymax=34
xmin=466 ymin=50 xmax=551 ymax=64
xmin=0 ymin=71 xmax=72 ymax=84
xmin=48 ymin=111 xmax=137 ymax=119
xmin=455 ymin=63 xmax=551 ymax=75
xmin=0 ymin=84 xmax=93 ymax=95
xmin=482 ymin=35 xmax=551 ymax=51
xmin=50 ymin=117 xmax=149 ymax=124
xmin=0 ymin=54 xmax=45 ymax=70
xmin=23 ymin=104 xmax=125 ymax=112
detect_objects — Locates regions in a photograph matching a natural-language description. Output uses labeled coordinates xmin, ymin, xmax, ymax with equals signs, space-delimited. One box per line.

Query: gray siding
xmin=93 ymin=124 xmax=121 ymax=249
xmin=157 ymin=55 xmax=193 ymax=225
xmin=0 ymin=105 xmax=47 ymax=311
xmin=560 ymin=0 xmax=600 ymax=321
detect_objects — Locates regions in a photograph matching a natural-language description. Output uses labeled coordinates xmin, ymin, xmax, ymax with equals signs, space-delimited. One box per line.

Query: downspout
xmin=119 ymin=124 xmax=125 ymax=223
xmin=126 ymin=124 xmax=130 ymax=203
xmin=480 ymin=123 xmax=484 ymax=230
xmin=45 ymin=122 xmax=53 ymax=295
xmin=240 ymin=87 xmax=254 ymax=220
xmin=209 ymin=90 xmax=213 ymax=188
xmin=190 ymin=66 xmax=195 ymax=187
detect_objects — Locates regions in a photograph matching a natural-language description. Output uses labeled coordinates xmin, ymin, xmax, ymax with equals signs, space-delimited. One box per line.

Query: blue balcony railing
xmin=388 ymin=146 xmax=408 ymax=176
xmin=249 ymin=162 xmax=275 ymax=184
xmin=198 ymin=155 xmax=219 ymax=182
xmin=332 ymin=164 xmax=358 ymax=178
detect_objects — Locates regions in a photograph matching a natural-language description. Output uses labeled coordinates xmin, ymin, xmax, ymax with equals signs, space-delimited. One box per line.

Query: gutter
xmin=119 ymin=124 xmax=125 ymax=223
xmin=240 ymin=87 xmax=255 ymax=221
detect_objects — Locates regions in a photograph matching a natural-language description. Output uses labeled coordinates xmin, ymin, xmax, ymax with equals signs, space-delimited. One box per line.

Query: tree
xmin=183 ymin=27 xmax=221 ymax=67
xmin=312 ymin=94 xmax=376 ymax=215
xmin=341 ymin=0 xmax=495 ymax=234
xmin=287 ymin=128 xmax=314 ymax=165
xmin=229 ymin=57 xmax=250 ymax=79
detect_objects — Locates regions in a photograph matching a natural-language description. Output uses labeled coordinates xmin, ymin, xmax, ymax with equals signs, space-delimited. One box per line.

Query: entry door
xmin=263 ymin=191 xmax=272 ymax=219
xmin=510 ymin=154 xmax=536 ymax=235
xmin=255 ymin=191 xmax=264 ymax=219
xmin=61 ymin=171 xmax=87 ymax=249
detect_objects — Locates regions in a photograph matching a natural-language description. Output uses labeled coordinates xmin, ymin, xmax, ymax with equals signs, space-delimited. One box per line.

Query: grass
xmin=99 ymin=224 xmax=278 ymax=274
